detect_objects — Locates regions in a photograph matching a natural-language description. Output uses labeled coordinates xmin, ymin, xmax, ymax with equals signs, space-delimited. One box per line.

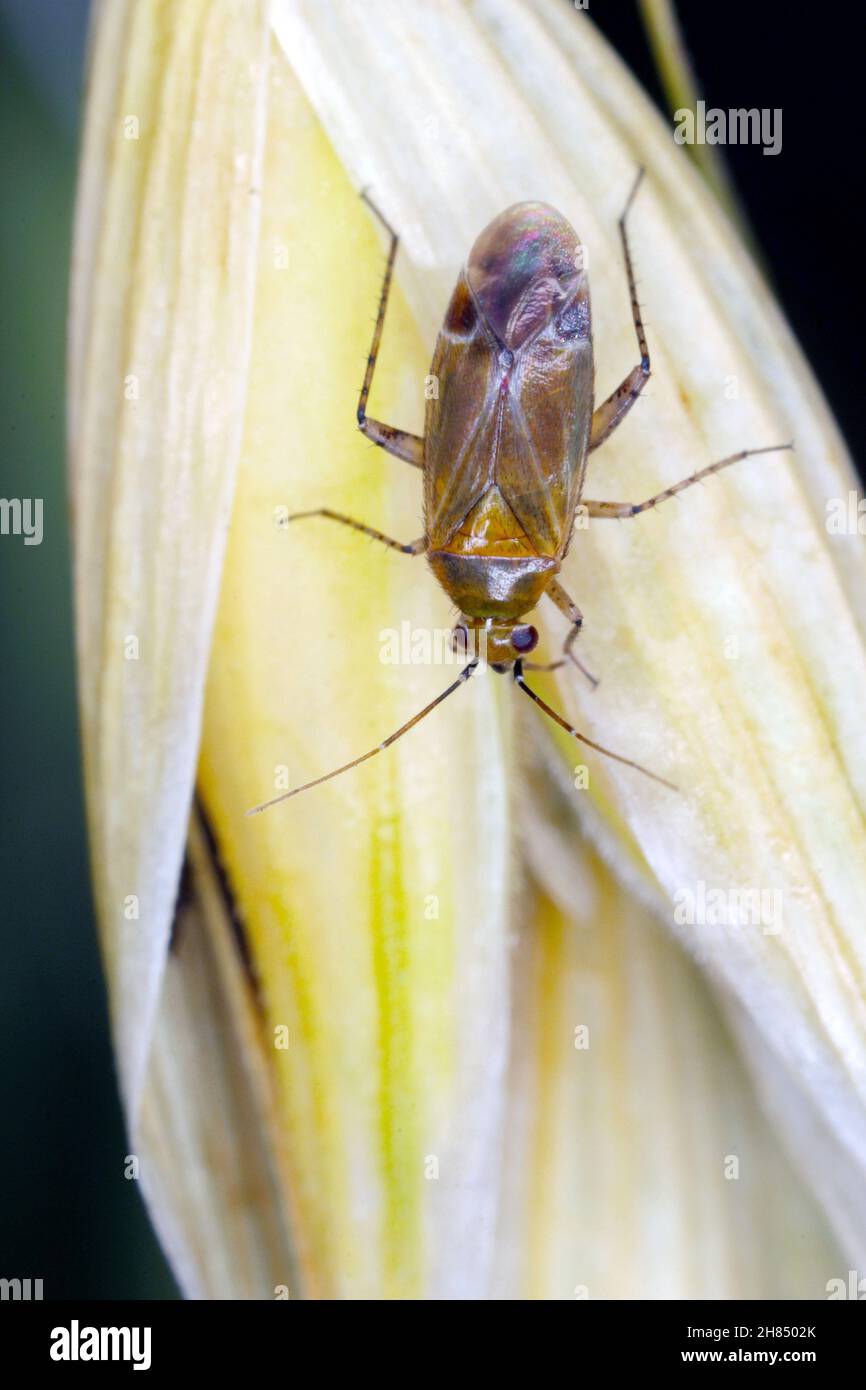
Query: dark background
xmin=0 ymin=0 xmax=861 ymax=1300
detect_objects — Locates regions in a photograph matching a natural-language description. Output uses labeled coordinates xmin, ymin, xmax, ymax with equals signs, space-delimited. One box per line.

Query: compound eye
xmin=511 ymin=624 xmax=539 ymax=654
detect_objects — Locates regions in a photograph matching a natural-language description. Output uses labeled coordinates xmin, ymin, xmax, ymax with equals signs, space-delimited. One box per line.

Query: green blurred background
xmin=0 ymin=0 xmax=176 ymax=1297
xmin=0 ymin=0 xmax=860 ymax=1300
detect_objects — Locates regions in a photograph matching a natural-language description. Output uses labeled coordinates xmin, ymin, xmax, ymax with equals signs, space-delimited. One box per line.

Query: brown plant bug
xmin=248 ymin=171 xmax=790 ymax=814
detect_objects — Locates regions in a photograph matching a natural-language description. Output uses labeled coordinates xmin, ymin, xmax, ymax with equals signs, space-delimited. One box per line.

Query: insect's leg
xmin=513 ymin=660 xmax=677 ymax=791
xmin=247 ymin=659 xmax=479 ymax=814
xmin=587 ymin=169 xmax=650 ymax=455
xmin=288 ymin=507 xmax=427 ymax=555
xmin=357 ymin=192 xmax=424 ymax=469
xmin=583 ymin=442 xmax=793 ymax=519
xmin=362 ymin=420 xmax=424 ymax=468
xmin=524 ymin=579 xmax=598 ymax=689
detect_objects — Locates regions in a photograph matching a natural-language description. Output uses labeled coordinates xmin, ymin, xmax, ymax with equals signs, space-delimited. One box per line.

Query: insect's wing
xmin=424 ymin=272 xmax=499 ymax=547
xmin=496 ymin=315 xmax=593 ymax=557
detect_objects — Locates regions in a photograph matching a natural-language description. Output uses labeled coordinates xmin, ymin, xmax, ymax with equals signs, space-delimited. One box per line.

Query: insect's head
xmin=452 ymin=617 xmax=539 ymax=670
xmin=466 ymin=201 xmax=588 ymax=351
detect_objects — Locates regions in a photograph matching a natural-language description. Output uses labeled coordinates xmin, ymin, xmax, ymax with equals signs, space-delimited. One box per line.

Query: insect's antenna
xmin=513 ymin=660 xmax=678 ymax=792
xmin=246 ymin=660 xmax=480 ymax=816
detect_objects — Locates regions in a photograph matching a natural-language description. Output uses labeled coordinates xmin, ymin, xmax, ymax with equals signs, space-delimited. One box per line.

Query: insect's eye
xmin=555 ymin=299 xmax=589 ymax=340
xmin=511 ymin=624 xmax=539 ymax=653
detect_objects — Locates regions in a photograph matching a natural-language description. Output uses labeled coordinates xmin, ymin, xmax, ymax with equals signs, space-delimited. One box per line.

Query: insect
xmin=248 ymin=172 xmax=789 ymax=814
